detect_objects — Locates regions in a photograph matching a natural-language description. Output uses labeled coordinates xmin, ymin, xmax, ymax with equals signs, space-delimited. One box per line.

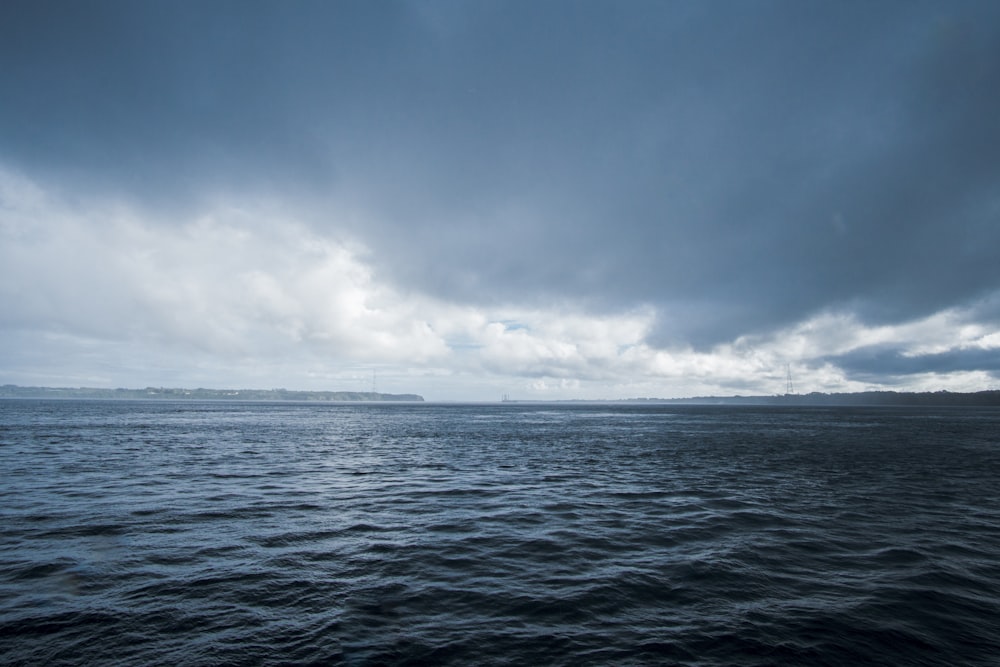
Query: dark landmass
xmin=0 ymin=384 xmax=424 ymax=402
xmin=4 ymin=385 xmax=999 ymax=406
xmin=620 ymin=390 xmax=1000 ymax=407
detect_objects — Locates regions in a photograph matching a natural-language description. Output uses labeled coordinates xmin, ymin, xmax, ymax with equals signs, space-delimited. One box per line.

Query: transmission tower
xmin=785 ymin=364 xmax=794 ymax=395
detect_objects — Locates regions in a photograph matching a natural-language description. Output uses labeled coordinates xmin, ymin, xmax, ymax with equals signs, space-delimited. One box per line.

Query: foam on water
xmin=2 ymin=401 xmax=999 ymax=665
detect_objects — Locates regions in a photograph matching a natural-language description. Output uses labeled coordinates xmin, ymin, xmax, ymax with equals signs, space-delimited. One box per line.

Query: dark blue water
xmin=2 ymin=400 xmax=999 ymax=666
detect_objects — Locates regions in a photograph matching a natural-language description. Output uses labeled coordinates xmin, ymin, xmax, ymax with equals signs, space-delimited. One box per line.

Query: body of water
xmin=2 ymin=400 xmax=999 ymax=665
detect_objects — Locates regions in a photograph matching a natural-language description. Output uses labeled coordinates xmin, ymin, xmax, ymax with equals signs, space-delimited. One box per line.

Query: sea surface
xmin=1 ymin=400 xmax=999 ymax=666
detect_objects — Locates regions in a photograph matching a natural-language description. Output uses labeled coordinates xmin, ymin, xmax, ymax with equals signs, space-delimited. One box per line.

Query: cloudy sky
xmin=2 ymin=0 xmax=1000 ymax=400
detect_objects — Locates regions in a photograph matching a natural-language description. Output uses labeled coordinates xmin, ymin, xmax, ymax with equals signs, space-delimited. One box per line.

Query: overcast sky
xmin=2 ymin=0 xmax=999 ymax=400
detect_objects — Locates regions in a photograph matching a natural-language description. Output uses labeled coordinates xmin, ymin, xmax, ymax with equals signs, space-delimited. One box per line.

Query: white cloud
xmin=0 ymin=167 xmax=665 ymax=397
xmin=1 ymin=166 xmax=997 ymax=400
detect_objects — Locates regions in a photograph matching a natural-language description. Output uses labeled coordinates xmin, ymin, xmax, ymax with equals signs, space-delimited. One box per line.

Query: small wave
xmin=2 ymin=400 xmax=999 ymax=666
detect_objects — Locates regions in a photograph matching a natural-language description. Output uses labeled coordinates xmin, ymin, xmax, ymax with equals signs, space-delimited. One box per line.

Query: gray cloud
xmin=825 ymin=345 xmax=1000 ymax=382
xmin=2 ymin=0 xmax=1000 ymax=389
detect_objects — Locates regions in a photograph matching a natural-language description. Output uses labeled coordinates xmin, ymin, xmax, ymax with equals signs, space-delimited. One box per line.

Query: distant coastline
xmin=0 ymin=385 xmax=424 ymax=402
xmin=4 ymin=385 xmax=1000 ymax=406
xmin=615 ymin=390 xmax=1000 ymax=407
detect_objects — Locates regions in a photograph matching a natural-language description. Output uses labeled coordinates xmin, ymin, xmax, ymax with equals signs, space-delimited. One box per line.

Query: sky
xmin=2 ymin=0 xmax=1000 ymax=401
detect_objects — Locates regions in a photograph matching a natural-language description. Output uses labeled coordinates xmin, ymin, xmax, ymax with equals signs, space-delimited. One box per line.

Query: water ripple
xmin=2 ymin=401 xmax=999 ymax=665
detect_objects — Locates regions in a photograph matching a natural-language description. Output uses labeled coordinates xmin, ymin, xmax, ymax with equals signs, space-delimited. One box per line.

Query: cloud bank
xmin=2 ymin=1 xmax=999 ymax=399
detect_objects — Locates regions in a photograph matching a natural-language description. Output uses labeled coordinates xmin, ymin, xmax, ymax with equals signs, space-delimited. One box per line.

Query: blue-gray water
xmin=2 ymin=400 xmax=999 ymax=666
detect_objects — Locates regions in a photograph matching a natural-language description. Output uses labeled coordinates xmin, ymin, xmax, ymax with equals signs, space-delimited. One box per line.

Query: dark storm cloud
xmin=826 ymin=345 xmax=1000 ymax=382
xmin=0 ymin=0 xmax=405 ymax=204
xmin=3 ymin=0 xmax=1000 ymax=347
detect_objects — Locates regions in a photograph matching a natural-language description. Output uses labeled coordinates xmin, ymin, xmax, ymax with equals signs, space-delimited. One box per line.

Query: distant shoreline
xmin=4 ymin=384 xmax=1000 ymax=406
xmin=0 ymin=385 xmax=424 ymax=402
xmin=603 ymin=390 xmax=1000 ymax=407
xmin=495 ymin=390 xmax=1000 ymax=407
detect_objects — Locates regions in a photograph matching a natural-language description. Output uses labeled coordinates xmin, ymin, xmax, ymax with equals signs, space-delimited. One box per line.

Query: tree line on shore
xmin=626 ymin=390 xmax=1000 ymax=406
